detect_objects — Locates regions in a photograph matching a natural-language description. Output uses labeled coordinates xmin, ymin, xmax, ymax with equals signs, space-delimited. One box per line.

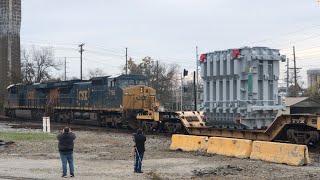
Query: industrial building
xmin=307 ymin=68 xmax=320 ymax=88
xmin=0 ymin=0 xmax=21 ymax=107
xmin=278 ymin=97 xmax=320 ymax=116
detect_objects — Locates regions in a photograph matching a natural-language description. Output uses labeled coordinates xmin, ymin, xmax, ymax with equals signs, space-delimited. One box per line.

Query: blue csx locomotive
xmin=5 ymin=74 xmax=183 ymax=131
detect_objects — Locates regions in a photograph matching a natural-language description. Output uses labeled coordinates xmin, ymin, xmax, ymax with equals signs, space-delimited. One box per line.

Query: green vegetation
xmin=0 ymin=131 xmax=56 ymax=142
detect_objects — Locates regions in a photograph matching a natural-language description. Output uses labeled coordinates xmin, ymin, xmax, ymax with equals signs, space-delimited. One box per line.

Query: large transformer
xmin=200 ymin=47 xmax=285 ymax=129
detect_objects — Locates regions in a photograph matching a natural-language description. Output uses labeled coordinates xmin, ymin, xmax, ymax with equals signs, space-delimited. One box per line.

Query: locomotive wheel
xmin=36 ymin=111 xmax=43 ymax=121
xmin=164 ymin=122 xmax=175 ymax=134
xmin=69 ymin=113 xmax=75 ymax=124
xmin=53 ymin=113 xmax=59 ymax=122
xmin=7 ymin=110 xmax=15 ymax=118
xmin=153 ymin=122 xmax=161 ymax=133
xmin=141 ymin=121 xmax=152 ymax=133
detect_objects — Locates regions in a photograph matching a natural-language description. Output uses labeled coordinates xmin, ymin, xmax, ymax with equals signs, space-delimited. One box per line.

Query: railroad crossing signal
xmin=183 ymin=69 xmax=188 ymax=77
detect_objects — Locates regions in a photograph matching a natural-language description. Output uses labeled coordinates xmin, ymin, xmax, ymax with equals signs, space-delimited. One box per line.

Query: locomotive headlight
xmin=150 ymin=93 xmax=156 ymax=96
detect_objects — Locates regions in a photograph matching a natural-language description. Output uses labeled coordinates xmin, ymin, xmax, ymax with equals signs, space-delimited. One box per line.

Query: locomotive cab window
xmin=129 ymin=80 xmax=135 ymax=85
xmin=92 ymin=79 xmax=103 ymax=86
xmin=119 ymin=79 xmax=136 ymax=87
xmin=59 ymin=88 xmax=70 ymax=94
xmin=108 ymin=78 xmax=116 ymax=88
xmin=137 ymin=80 xmax=148 ymax=85
xmin=8 ymin=87 xmax=18 ymax=94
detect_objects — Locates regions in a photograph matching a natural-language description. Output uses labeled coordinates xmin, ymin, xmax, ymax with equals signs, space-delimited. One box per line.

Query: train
xmin=4 ymin=46 xmax=320 ymax=145
xmin=4 ymin=74 xmax=183 ymax=133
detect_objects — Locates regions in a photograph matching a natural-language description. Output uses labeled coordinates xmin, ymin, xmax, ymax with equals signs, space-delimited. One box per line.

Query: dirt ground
xmin=1 ymin=119 xmax=320 ymax=180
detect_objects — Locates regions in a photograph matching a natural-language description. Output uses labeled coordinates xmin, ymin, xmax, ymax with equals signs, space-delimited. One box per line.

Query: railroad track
xmin=0 ymin=115 xmax=171 ymax=137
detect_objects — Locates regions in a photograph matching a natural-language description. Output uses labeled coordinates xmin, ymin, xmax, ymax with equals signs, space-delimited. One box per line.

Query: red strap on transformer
xmin=232 ymin=49 xmax=240 ymax=60
xmin=199 ymin=54 xmax=207 ymax=64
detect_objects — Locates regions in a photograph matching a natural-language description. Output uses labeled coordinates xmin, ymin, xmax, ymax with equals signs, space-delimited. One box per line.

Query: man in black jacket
xmin=57 ymin=127 xmax=76 ymax=178
xmin=133 ymin=128 xmax=146 ymax=173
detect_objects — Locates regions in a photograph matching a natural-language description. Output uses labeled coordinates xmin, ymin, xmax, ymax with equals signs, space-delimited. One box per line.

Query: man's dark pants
xmin=59 ymin=151 xmax=74 ymax=176
xmin=134 ymin=150 xmax=144 ymax=172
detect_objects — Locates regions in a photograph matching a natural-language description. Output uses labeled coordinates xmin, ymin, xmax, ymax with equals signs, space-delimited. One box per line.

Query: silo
xmin=200 ymin=47 xmax=285 ymax=129
xmin=307 ymin=68 xmax=320 ymax=88
xmin=0 ymin=0 xmax=21 ymax=106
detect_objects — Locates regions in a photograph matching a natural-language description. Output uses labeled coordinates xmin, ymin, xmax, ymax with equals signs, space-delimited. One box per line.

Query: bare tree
xmin=305 ymin=80 xmax=320 ymax=101
xmin=286 ymin=71 xmax=305 ymax=97
xmin=87 ymin=68 xmax=107 ymax=79
xmin=21 ymin=46 xmax=61 ymax=83
xmin=126 ymin=57 xmax=179 ymax=108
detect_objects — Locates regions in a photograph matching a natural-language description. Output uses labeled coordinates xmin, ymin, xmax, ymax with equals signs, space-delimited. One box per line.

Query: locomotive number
xmin=78 ymin=90 xmax=89 ymax=100
xmin=27 ymin=91 xmax=34 ymax=99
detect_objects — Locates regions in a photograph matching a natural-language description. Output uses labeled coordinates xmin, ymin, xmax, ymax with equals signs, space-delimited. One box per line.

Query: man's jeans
xmin=134 ymin=150 xmax=144 ymax=172
xmin=59 ymin=151 xmax=74 ymax=176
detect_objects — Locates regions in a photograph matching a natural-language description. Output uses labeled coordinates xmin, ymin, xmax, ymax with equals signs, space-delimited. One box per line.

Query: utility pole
xmin=293 ymin=46 xmax=297 ymax=96
xmin=64 ymin=57 xmax=67 ymax=81
xmin=289 ymin=46 xmax=301 ymax=96
xmin=193 ymin=71 xmax=197 ymax=111
xmin=180 ymin=73 xmax=183 ymax=111
xmin=79 ymin=43 xmax=85 ymax=80
xmin=176 ymin=87 xmax=178 ymax=111
xmin=195 ymin=46 xmax=199 ymax=111
xmin=156 ymin=60 xmax=159 ymax=90
xmin=125 ymin=47 xmax=128 ymax=74
xmin=286 ymin=58 xmax=289 ymax=96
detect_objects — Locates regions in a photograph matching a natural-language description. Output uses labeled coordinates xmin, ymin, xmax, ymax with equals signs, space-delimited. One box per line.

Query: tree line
xmin=20 ymin=46 xmax=189 ymax=110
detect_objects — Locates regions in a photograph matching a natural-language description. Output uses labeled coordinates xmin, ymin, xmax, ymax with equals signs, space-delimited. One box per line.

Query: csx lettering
xmin=78 ymin=90 xmax=89 ymax=100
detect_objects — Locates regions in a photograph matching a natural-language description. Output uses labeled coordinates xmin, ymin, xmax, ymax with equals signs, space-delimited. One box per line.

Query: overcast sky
xmin=21 ymin=0 xmax=320 ymax=84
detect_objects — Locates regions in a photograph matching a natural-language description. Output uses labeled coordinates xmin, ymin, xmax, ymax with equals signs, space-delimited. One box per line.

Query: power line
xmin=288 ymin=46 xmax=302 ymax=96
xmin=296 ymin=49 xmax=320 ymax=55
xmin=83 ymin=58 xmax=121 ymax=68
xmin=296 ymin=54 xmax=320 ymax=59
xmin=246 ymin=24 xmax=320 ymax=45
xmin=277 ymin=33 xmax=320 ymax=49
xmin=21 ymin=39 xmax=199 ymax=67
xmin=21 ymin=39 xmax=80 ymax=46
xmin=294 ymin=44 xmax=320 ymax=52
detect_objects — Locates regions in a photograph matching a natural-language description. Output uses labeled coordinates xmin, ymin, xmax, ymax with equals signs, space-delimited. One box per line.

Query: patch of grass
xmin=0 ymin=131 xmax=56 ymax=142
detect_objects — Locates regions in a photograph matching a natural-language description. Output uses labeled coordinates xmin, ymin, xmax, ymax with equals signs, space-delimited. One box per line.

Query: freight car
xmin=188 ymin=46 xmax=320 ymax=144
xmin=5 ymin=74 xmax=183 ymax=133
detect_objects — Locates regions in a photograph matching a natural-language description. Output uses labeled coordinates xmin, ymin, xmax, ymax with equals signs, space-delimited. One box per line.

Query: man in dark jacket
xmin=133 ymin=128 xmax=146 ymax=173
xmin=57 ymin=127 xmax=76 ymax=178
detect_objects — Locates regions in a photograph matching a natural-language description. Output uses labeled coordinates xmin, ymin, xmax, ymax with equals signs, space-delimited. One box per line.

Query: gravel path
xmin=1 ymin=120 xmax=320 ymax=180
